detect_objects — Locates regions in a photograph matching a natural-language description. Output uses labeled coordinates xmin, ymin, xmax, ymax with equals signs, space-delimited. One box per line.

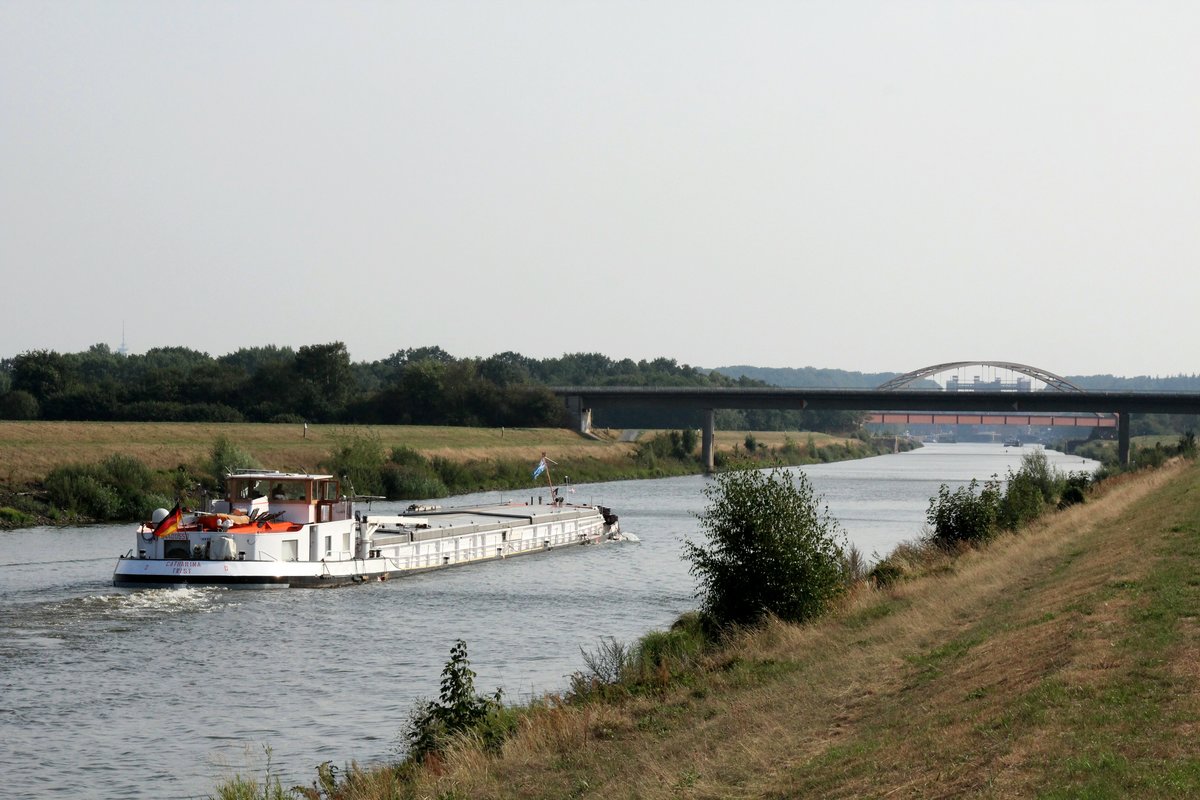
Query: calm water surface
xmin=0 ymin=443 xmax=1096 ymax=798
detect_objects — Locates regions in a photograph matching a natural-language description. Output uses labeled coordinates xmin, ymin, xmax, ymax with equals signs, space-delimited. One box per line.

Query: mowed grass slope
xmin=404 ymin=459 xmax=1200 ymax=799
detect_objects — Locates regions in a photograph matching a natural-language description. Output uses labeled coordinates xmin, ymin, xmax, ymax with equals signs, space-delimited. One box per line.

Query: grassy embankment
xmin=0 ymin=421 xmax=625 ymax=485
xmin=226 ymin=457 xmax=1200 ymax=799
xmin=0 ymin=421 xmax=872 ymax=484
xmin=0 ymin=421 xmax=887 ymax=527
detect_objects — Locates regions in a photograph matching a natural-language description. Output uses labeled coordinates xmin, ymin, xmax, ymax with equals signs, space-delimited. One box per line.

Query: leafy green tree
xmin=216 ymin=344 xmax=295 ymax=374
xmin=11 ymin=349 xmax=73 ymax=401
xmin=292 ymin=342 xmax=354 ymax=420
xmin=43 ymin=384 xmax=119 ymax=420
xmin=0 ymin=389 xmax=39 ymax=420
xmin=77 ymin=343 xmax=122 ymax=385
xmin=397 ymin=359 xmax=447 ymax=423
xmin=501 ymin=385 xmax=565 ymax=427
xmin=479 ymin=351 xmax=534 ymax=387
xmin=685 ymin=466 xmax=847 ymax=627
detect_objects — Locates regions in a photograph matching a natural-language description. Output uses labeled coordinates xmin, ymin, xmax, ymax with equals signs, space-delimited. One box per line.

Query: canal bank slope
xmin=352 ymin=458 xmax=1200 ymax=799
xmin=0 ymin=421 xmax=898 ymax=528
xmin=0 ymin=421 xmax=879 ymax=483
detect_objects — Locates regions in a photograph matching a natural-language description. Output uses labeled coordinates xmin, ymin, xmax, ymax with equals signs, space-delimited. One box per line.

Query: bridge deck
xmin=554 ymin=386 xmax=1200 ymax=468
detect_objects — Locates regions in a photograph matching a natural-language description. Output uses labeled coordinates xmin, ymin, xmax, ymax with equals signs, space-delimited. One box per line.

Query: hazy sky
xmin=2 ymin=2 xmax=1197 ymax=378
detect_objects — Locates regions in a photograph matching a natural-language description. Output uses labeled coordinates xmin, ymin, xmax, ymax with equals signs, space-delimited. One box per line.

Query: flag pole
xmin=533 ymin=452 xmax=558 ymax=490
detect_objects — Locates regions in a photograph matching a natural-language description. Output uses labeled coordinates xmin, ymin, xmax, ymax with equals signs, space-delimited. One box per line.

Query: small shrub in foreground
xmin=868 ymin=559 xmax=904 ymax=588
xmin=405 ymin=639 xmax=509 ymax=762
xmin=208 ymin=746 xmax=290 ymax=800
xmin=570 ymin=613 xmax=713 ymax=700
xmin=843 ymin=544 xmax=870 ymax=584
xmin=1058 ymin=484 xmax=1087 ymax=509
xmin=627 ymin=613 xmax=709 ymax=687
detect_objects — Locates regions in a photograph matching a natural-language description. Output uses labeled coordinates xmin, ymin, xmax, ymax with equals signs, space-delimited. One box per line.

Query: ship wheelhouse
xmin=134 ymin=471 xmax=358 ymax=566
xmin=217 ymin=471 xmax=349 ymax=525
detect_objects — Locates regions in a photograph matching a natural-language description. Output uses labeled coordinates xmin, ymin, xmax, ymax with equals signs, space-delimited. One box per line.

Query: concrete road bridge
xmin=553 ymin=362 xmax=1200 ymax=470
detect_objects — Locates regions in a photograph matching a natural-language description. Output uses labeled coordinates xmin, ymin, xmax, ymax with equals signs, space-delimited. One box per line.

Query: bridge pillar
xmin=563 ymin=395 xmax=591 ymax=434
xmin=1118 ymin=412 xmax=1130 ymax=466
xmin=702 ymin=409 xmax=715 ymax=473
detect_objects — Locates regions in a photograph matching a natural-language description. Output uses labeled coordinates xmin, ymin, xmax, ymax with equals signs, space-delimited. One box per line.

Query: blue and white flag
xmin=532 ymin=457 xmax=547 ymax=479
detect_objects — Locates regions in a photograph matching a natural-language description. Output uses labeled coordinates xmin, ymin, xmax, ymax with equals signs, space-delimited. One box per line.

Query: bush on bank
xmin=43 ymin=455 xmax=173 ymax=523
xmin=923 ymin=449 xmax=1100 ymax=550
xmin=1070 ymin=431 xmax=1197 ymax=473
xmin=685 ymin=466 xmax=848 ymax=628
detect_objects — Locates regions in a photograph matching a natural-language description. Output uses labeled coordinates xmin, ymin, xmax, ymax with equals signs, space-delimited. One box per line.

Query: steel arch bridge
xmin=877 ymin=361 xmax=1084 ymax=392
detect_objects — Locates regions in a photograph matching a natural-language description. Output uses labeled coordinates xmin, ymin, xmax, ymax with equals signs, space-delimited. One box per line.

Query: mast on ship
xmin=533 ymin=453 xmax=560 ymax=502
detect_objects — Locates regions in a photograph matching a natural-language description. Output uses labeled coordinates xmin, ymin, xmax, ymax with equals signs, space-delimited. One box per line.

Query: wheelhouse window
xmin=228 ymin=478 xmax=313 ymax=502
xmin=267 ymin=481 xmax=309 ymax=501
xmin=230 ymin=479 xmax=265 ymax=500
xmin=318 ymin=481 xmax=339 ymax=501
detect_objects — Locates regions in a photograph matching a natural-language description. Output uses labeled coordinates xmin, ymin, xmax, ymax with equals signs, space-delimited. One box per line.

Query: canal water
xmin=0 ymin=443 xmax=1096 ymax=798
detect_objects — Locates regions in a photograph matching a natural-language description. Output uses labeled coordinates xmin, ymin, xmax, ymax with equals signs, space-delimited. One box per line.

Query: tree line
xmin=0 ymin=343 xmax=866 ymax=433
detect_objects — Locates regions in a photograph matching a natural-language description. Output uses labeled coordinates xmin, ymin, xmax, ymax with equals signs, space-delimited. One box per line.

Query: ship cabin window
xmin=318 ymin=481 xmax=339 ymax=502
xmin=164 ymin=542 xmax=190 ymax=560
xmin=324 ymin=535 xmax=332 ymax=556
xmin=230 ymin=479 xmax=264 ymax=500
xmin=281 ymin=540 xmax=299 ymax=562
xmin=268 ymin=481 xmax=309 ymax=502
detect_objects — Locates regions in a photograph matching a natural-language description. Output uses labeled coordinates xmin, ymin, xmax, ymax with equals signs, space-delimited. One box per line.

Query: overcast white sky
xmin=2 ymin=2 xmax=1197 ymax=378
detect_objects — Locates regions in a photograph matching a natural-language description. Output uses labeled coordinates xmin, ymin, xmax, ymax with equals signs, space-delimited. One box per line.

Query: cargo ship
xmin=113 ymin=469 xmax=623 ymax=589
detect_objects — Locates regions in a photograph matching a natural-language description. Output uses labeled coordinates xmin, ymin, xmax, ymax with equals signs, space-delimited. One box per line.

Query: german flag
xmin=152 ymin=504 xmax=183 ymax=538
